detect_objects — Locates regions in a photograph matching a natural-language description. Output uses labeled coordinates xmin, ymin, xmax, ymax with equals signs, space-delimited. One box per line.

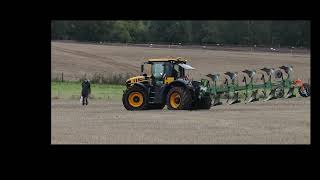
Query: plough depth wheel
xmin=275 ymin=87 xmax=285 ymax=98
xmin=299 ymin=83 xmax=311 ymax=97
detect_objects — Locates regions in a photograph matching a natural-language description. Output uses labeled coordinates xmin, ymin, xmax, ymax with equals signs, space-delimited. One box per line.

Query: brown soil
xmin=51 ymin=98 xmax=310 ymax=144
xmin=51 ymin=41 xmax=310 ymax=144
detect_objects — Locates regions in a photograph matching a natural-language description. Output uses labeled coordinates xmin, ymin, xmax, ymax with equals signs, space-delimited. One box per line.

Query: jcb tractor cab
xmin=122 ymin=57 xmax=212 ymax=110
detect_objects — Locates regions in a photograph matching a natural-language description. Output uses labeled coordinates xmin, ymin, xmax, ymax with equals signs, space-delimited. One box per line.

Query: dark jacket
xmin=81 ymin=81 xmax=91 ymax=96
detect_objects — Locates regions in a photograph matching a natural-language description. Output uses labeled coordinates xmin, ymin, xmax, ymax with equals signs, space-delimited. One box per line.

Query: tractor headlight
xmin=126 ymin=81 xmax=131 ymax=88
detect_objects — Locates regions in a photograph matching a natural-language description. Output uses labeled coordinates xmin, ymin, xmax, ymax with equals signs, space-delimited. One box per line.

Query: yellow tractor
xmin=122 ymin=57 xmax=311 ymax=110
xmin=122 ymin=57 xmax=212 ymax=110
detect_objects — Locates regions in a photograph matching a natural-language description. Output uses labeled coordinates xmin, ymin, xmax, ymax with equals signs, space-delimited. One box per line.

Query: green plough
xmin=200 ymin=65 xmax=311 ymax=106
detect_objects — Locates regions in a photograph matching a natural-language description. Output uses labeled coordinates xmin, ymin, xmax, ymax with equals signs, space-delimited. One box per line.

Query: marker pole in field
xmin=58 ymin=82 xmax=61 ymax=98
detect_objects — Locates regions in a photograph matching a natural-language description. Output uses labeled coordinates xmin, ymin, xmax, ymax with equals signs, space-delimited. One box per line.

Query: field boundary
xmin=52 ymin=40 xmax=310 ymax=55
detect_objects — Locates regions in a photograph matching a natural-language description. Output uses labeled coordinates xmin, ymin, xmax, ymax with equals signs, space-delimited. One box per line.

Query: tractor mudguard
xmin=169 ymin=79 xmax=197 ymax=100
xmin=170 ymin=79 xmax=194 ymax=89
xmin=129 ymin=82 xmax=149 ymax=93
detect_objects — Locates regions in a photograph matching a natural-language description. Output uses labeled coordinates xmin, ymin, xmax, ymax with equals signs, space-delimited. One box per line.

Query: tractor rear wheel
xmin=166 ymin=87 xmax=192 ymax=110
xmin=122 ymin=86 xmax=148 ymax=110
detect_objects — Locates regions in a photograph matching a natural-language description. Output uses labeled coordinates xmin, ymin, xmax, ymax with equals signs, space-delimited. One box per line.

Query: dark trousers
xmin=82 ymin=93 xmax=89 ymax=105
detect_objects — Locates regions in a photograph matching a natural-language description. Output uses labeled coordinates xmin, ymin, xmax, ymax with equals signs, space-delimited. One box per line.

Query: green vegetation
xmin=79 ymin=72 xmax=132 ymax=85
xmin=51 ymin=81 xmax=126 ymax=101
xmin=52 ymin=20 xmax=310 ymax=47
xmin=51 ymin=72 xmax=133 ymax=85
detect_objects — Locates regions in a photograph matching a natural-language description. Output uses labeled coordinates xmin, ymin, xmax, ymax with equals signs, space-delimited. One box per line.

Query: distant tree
xmin=51 ymin=20 xmax=310 ymax=48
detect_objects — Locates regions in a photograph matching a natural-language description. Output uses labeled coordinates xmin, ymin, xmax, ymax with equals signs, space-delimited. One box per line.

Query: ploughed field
xmin=51 ymin=98 xmax=310 ymax=144
xmin=51 ymin=41 xmax=310 ymax=144
xmin=51 ymin=41 xmax=310 ymax=82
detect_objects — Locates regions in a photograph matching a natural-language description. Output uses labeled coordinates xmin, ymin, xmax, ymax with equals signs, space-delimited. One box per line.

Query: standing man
xmin=81 ymin=79 xmax=91 ymax=105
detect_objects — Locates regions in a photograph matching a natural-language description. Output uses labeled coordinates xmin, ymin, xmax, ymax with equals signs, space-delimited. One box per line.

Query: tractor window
xmin=173 ymin=64 xmax=185 ymax=78
xmin=152 ymin=63 xmax=164 ymax=78
xmin=164 ymin=62 xmax=173 ymax=76
xmin=173 ymin=64 xmax=180 ymax=78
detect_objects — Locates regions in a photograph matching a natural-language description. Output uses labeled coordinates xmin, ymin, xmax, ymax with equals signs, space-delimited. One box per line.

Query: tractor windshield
xmin=152 ymin=63 xmax=165 ymax=78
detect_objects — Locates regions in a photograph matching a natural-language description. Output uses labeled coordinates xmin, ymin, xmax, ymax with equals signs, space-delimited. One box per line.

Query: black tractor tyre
xmin=299 ymin=83 xmax=311 ymax=97
xmin=166 ymin=87 xmax=193 ymax=110
xmin=122 ymin=86 xmax=148 ymax=110
xmin=197 ymin=95 xmax=212 ymax=109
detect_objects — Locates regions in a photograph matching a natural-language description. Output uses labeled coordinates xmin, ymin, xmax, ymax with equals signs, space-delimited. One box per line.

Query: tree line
xmin=51 ymin=20 xmax=310 ymax=47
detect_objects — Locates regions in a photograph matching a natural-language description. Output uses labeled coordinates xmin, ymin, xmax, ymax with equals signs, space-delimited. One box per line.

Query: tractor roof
xmin=147 ymin=57 xmax=187 ymax=63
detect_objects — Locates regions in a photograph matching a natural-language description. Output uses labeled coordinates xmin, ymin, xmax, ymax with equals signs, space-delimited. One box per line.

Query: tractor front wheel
xmin=122 ymin=86 xmax=148 ymax=110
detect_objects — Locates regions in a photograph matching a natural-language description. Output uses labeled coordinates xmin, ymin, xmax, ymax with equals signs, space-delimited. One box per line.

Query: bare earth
xmin=51 ymin=41 xmax=311 ymax=144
